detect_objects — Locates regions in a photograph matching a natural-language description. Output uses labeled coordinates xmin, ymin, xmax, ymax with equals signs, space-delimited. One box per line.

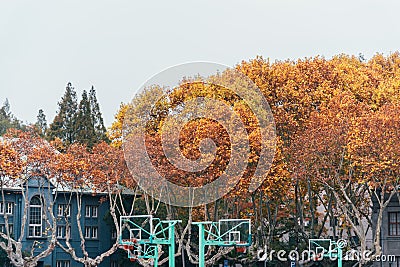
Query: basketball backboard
xmin=219 ymin=219 xmax=251 ymax=246
xmin=120 ymin=215 xmax=154 ymax=242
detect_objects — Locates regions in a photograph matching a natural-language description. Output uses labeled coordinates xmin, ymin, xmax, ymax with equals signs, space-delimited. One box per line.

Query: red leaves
xmin=291 ymin=90 xmax=400 ymax=192
xmin=51 ymin=142 xmax=132 ymax=191
xmin=0 ymin=129 xmax=132 ymax=193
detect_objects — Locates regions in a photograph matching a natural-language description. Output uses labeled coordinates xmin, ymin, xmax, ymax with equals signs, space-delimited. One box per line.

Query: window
xmin=6 ymin=202 xmax=13 ymax=215
xmin=0 ymin=202 xmax=14 ymax=215
xmin=85 ymin=205 xmax=98 ymax=218
xmin=57 ymin=226 xmax=65 ymax=238
xmin=0 ymin=224 xmax=13 ymax=235
xmin=92 ymin=206 xmax=98 ymax=218
xmin=65 ymin=225 xmax=71 ymax=239
xmin=85 ymin=206 xmax=91 ymax=217
xmin=84 ymin=226 xmax=98 ymax=239
xmin=111 ymin=229 xmax=117 ymax=239
xmin=28 ymin=196 xmax=42 ymax=237
xmin=58 ymin=204 xmax=70 ymax=217
xmin=92 ymin=226 xmax=98 ymax=239
xmin=389 ymin=258 xmax=400 ymax=267
xmin=85 ymin=226 xmax=91 ymax=238
xmin=389 ymin=212 xmax=400 ymax=236
xmin=56 ymin=260 xmax=70 ymax=267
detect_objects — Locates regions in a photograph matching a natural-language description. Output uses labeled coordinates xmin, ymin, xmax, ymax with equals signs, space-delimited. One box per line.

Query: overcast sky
xmin=1 ymin=0 xmax=399 ymax=127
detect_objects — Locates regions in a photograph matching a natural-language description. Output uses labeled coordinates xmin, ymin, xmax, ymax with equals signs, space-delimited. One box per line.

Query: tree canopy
xmin=109 ymin=52 xmax=400 ymax=265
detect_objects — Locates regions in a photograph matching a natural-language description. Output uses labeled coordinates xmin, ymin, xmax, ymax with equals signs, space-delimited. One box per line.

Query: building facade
xmin=0 ymin=176 xmax=131 ymax=267
xmin=372 ymin=192 xmax=400 ymax=267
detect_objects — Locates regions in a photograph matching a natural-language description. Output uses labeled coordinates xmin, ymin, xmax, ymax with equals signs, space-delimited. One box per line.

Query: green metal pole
xmin=169 ymin=222 xmax=175 ymax=267
xmin=198 ymin=223 xmax=205 ymax=267
xmin=154 ymin=245 xmax=159 ymax=267
xmin=337 ymin=247 xmax=342 ymax=267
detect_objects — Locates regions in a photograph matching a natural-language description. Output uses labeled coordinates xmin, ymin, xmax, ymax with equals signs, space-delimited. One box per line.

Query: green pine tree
xmin=0 ymin=99 xmax=23 ymax=135
xmin=47 ymin=82 xmax=78 ymax=145
xmin=75 ymin=90 xmax=96 ymax=147
xmin=89 ymin=86 xmax=109 ymax=143
xmin=34 ymin=109 xmax=47 ymax=137
xmin=0 ymin=99 xmax=11 ymax=135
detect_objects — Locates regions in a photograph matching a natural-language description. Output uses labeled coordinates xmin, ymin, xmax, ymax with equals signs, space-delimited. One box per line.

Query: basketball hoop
xmin=236 ymin=246 xmax=246 ymax=253
xmin=118 ymin=215 xmax=181 ymax=267
xmin=121 ymin=239 xmax=136 ymax=250
xmin=194 ymin=219 xmax=251 ymax=267
xmin=313 ymin=252 xmax=323 ymax=261
xmin=123 ymin=245 xmax=134 ymax=250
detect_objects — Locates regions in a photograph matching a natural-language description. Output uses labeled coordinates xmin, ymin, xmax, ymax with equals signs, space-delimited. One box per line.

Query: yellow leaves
xmin=107 ymin=52 xmax=400 ymax=217
xmin=0 ymin=141 xmax=24 ymax=179
xmin=107 ymin=103 xmax=130 ymax=149
xmin=50 ymin=137 xmax=65 ymax=152
xmin=347 ymin=103 xmax=400 ymax=185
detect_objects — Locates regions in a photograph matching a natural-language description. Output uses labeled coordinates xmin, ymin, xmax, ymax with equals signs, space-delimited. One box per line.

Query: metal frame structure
xmin=309 ymin=239 xmax=346 ymax=267
xmin=193 ymin=219 xmax=251 ymax=267
xmin=119 ymin=215 xmax=181 ymax=267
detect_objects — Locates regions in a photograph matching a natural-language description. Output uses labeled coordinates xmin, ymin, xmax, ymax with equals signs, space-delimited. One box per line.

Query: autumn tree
xmin=111 ymin=52 xmax=400 ymax=265
xmin=238 ymin=53 xmax=400 ymax=259
xmin=0 ymin=139 xmax=24 ymax=266
xmin=347 ymin=103 xmax=400 ymax=260
xmin=108 ymin=103 xmax=130 ymax=149
xmin=290 ymin=92 xmax=400 ymax=266
xmin=118 ymin=66 xmax=285 ymax=265
xmin=52 ymin=142 xmax=137 ymax=267
xmin=0 ymin=130 xmax=58 ymax=267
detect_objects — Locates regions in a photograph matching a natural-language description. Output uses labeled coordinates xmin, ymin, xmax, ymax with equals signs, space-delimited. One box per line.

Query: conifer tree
xmin=0 ymin=99 xmax=12 ymax=135
xmin=47 ymin=82 xmax=78 ymax=145
xmin=75 ymin=90 xmax=96 ymax=147
xmin=46 ymin=83 xmax=108 ymax=148
xmin=0 ymin=99 xmax=23 ymax=135
xmin=35 ymin=109 xmax=47 ymax=137
xmin=89 ymin=86 xmax=109 ymax=143
xmin=2 ymin=99 xmax=10 ymax=116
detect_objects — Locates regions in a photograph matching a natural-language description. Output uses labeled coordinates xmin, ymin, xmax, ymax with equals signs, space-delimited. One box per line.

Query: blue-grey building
xmin=0 ymin=176 xmax=133 ymax=267
xmin=372 ymin=191 xmax=400 ymax=267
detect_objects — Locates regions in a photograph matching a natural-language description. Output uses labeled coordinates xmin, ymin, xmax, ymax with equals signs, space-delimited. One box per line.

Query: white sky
xmin=1 ymin=0 xmax=399 ymax=127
